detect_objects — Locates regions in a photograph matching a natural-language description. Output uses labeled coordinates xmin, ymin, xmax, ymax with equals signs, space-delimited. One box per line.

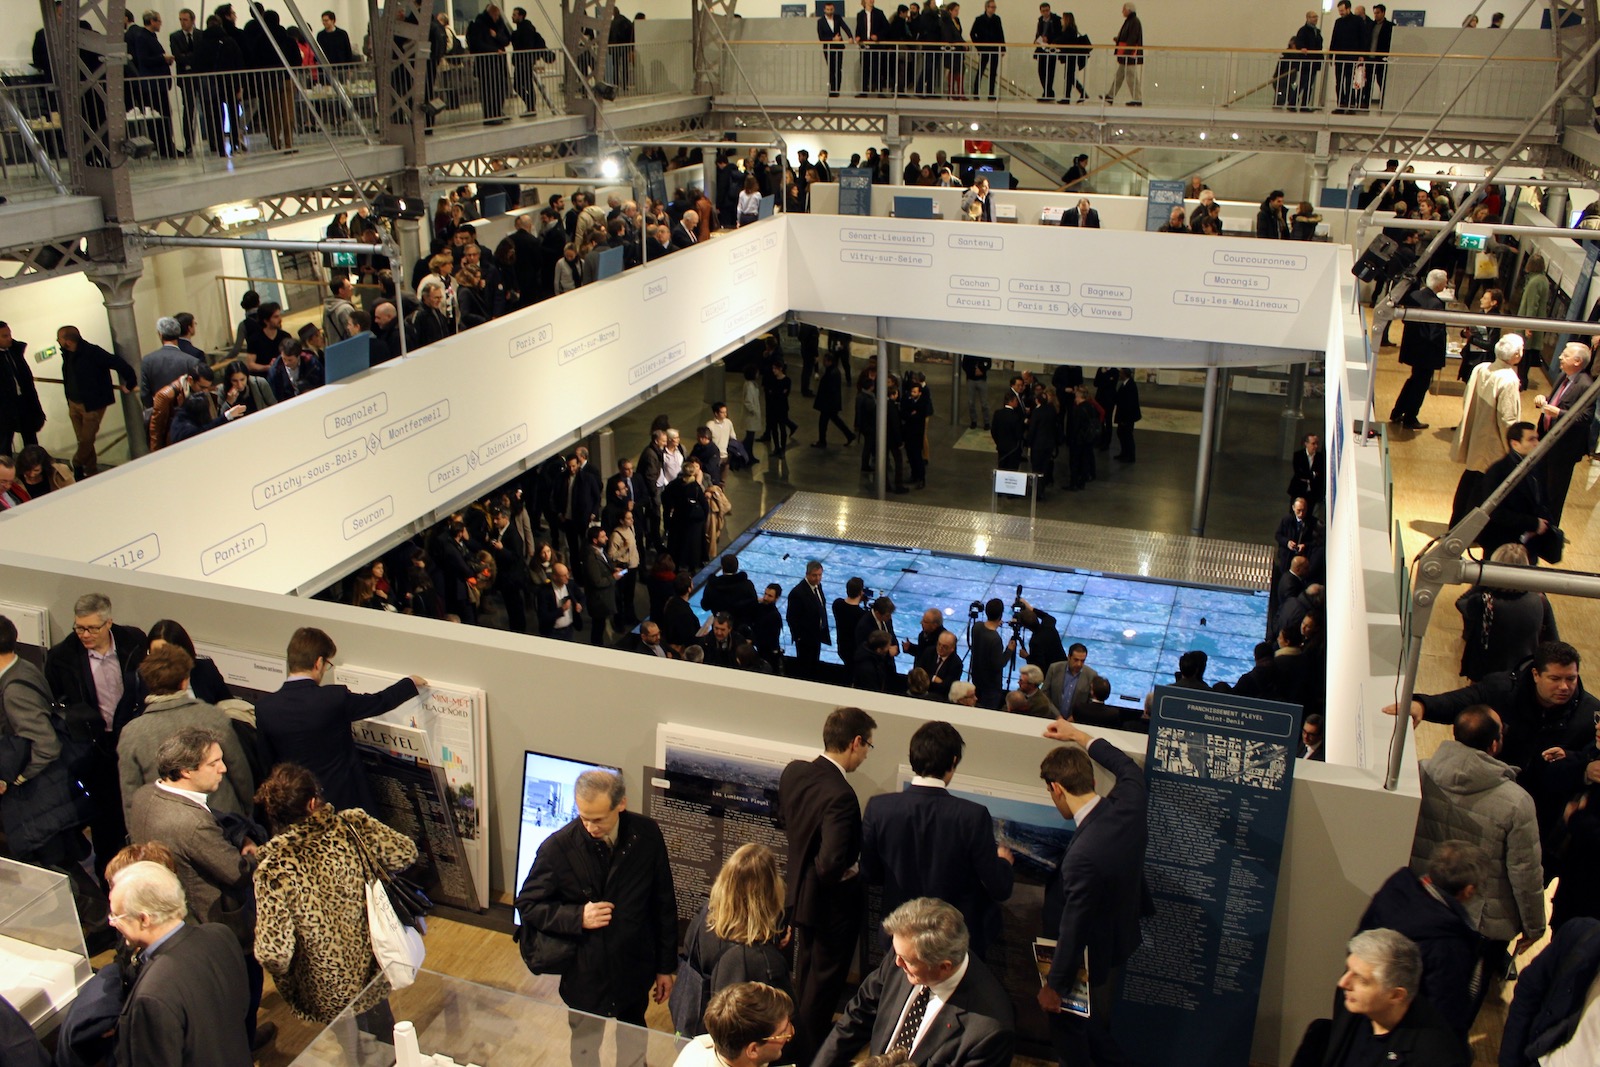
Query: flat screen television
xmin=511 ymin=750 xmax=621 ymax=924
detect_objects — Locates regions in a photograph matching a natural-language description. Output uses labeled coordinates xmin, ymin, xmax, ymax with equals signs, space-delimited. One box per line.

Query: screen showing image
xmin=512 ymin=750 xmax=621 ymax=925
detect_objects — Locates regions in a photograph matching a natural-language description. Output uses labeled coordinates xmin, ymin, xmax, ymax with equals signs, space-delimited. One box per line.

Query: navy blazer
xmin=254 ymin=675 xmax=419 ymax=813
xmin=812 ymin=951 xmax=1015 ymax=1067
xmin=778 ymin=755 xmax=861 ymax=926
xmin=1043 ymin=738 xmax=1149 ymax=986
xmin=861 ymin=784 xmax=1014 ymax=956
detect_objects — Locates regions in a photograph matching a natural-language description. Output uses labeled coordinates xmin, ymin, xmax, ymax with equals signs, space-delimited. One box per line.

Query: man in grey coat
xmin=1043 ymin=642 xmax=1101 ymax=719
xmin=1409 ymin=705 xmax=1546 ymax=981
xmin=117 ymin=644 xmax=254 ymax=820
xmin=126 ymin=727 xmax=269 ymax=1048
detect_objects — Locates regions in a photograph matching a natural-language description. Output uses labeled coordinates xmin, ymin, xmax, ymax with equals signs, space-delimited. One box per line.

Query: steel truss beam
xmin=0 ymin=234 xmax=99 ymax=291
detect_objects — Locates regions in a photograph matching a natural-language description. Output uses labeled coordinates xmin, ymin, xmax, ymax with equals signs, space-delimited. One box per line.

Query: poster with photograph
xmin=654 ymin=722 xmax=815 ymax=793
xmin=335 ymin=665 xmax=490 ymax=910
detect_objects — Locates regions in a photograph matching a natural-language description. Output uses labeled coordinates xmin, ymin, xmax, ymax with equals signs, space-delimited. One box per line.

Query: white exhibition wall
xmin=785 ymin=212 xmax=1341 ymax=354
xmin=0 ymin=552 xmax=1420 ymax=1066
xmin=0 ymin=219 xmax=788 ymax=593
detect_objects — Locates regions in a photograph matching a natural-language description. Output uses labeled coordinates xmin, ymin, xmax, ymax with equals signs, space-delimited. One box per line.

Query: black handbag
xmin=342 ymin=818 xmax=433 ymax=933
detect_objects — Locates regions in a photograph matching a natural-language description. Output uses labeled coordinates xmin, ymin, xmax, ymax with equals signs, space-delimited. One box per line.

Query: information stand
xmin=991 ymin=468 xmax=1039 ymax=524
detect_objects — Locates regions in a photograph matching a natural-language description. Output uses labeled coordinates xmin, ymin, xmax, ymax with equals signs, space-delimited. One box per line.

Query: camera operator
xmin=833 ymin=577 xmax=871 ymax=667
xmin=969 ymin=598 xmax=1010 ymax=710
xmin=1015 ymin=597 xmax=1066 ymax=674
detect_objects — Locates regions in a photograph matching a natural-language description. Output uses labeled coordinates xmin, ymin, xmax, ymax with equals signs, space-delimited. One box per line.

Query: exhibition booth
xmin=0 ymin=212 xmax=1417 ymax=1064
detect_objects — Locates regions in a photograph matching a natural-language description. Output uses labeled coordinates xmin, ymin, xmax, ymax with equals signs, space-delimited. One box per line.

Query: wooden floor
xmin=1374 ymin=319 xmax=1597 ymax=1066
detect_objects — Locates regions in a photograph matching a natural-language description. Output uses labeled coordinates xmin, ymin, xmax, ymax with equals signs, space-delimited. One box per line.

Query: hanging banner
xmin=1145 ymin=179 xmax=1186 ymax=232
xmin=1113 ymin=686 xmax=1300 ymax=1067
xmin=837 ymin=167 xmax=875 ymax=217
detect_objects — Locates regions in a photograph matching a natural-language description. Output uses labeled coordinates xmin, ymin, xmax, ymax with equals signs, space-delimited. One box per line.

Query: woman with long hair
xmin=678 ymin=844 xmax=792 ymax=1036
xmin=251 ymin=764 xmax=419 ymax=1030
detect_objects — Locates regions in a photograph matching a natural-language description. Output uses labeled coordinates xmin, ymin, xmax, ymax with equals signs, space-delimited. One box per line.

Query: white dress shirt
xmin=888 ymin=955 xmax=969 ymax=1055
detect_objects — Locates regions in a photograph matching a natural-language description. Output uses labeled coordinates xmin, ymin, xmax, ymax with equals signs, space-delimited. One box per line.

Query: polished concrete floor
xmin=610 ymin=340 xmax=1322 ymax=554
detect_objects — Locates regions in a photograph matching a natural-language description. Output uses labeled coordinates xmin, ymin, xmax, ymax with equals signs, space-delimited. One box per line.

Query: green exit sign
xmin=1456 ymin=232 xmax=1487 ymax=251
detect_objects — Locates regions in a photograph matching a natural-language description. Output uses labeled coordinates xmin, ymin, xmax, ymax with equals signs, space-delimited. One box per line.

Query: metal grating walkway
xmin=759 ymin=492 xmax=1274 ymax=592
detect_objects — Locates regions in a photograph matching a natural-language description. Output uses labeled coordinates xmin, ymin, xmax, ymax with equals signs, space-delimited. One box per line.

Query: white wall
xmin=0 ymin=548 xmax=1421 ymax=1066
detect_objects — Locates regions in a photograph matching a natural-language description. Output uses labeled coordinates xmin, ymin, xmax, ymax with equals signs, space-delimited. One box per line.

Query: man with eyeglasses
xmin=1387 ymin=640 xmax=1599 ymax=877
xmin=813 ymin=897 xmax=1014 ymax=1067
xmin=109 ymin=860 xmax=253 ymax=1067
xmin=254 ymin=627 xmax=426 ymax=815
xmin=675 ymin=982 xmax=794 ymax=1067
xmin=779 ymin=706 xmax=876 ymax=1066
xmin=45 ymin=591 xmax=149 ymax=878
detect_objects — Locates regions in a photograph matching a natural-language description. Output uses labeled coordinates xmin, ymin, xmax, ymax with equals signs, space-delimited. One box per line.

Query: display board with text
xmin=334 ymin=665 xmax=490 ymax=910
xmin=0 ymin=223 xmax=788 ymax=594
xmin=1113 ymin=685 xmax=1299 ymax=1067
xmin=786 ymin=212 xmax=1338 ymax=354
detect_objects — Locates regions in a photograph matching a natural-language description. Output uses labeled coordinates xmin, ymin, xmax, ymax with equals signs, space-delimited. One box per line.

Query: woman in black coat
xmin=676 ymin=843 xmax=792 ymax=1037
xmin=811 ymin=353 xmax=854 ymax=447
xmin=1456 ymin=543 xmax=1558 ymax=681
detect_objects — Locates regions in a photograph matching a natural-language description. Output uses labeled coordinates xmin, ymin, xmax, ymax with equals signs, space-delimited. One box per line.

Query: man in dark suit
xmin=45 ymin=591 xmax=147 ymax=876
xmin=778 ymin=706 xmax=875 ymax=1066
xmin=467 ymin=4 xmax=512 ymax=123
xmin=813 ymin=897 xmax=1015 ymax=1067
xmin=1477 ymin=422 xmax=1553 ymax=558
xmin=515 ymin=770 xmax=677 ymax=1067
xmin=126 ymin=10 xmax=176 ymax=158
xmin=785 ymin=560 xmax=831 ymax=679
xmin=1288 ymin=433 xmax=1326 ymax=506
xmin=861 ymin=722 xmax=1014 ymax=958
xmin=253 ymin=627 xmax=424 ymax=814
xmin=558 ymin=448 xmax=604 ymax=562
xmin=817 ymin=2 xmax=852 ymax=96
xmin=169 ymin=9 xmax=202 ymax=155
xmin=581 ymin=524 xmax=620 ymax=647
xmin=855 ymin=0 xmax=889 ymax=95
xmin=1536 ymin=341 xmax=1595 ymax=526
xmin=1059 ymin=198 xmax=1100 ymax=228
xmin=991 ymin=392 xmax=1025 ymax=470
xmin=917 ymin=631 xmax=964 ymax=701
xmin=111 ymin=861 xmax=253 ymax=1067
xmin=1390 ymin=269 xmax=1448 ymax=430
xmin=671 ymin=210 xmax=701 ymax=250
xmin=1033 ymin=3 xmax=1064 ymax=100
xmin=0 ymin=323 xmax=45 ymax=456
xmin=536 ymin=561 xmax=588 ymax=639
xmin=853 ymin=596 xmax=902 ymax=683
xmin=1112 ymin=367 xmax=1142 ymax=461
xmin=1037 ymin=720 xmax=1149 ymax=1067
xmin=1274 ymin=496 xmax=1317 ymax=573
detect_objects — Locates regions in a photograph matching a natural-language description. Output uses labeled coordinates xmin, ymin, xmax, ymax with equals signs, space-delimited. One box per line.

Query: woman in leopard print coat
xmin=252 ymin=763 xmax=419 ymax=1023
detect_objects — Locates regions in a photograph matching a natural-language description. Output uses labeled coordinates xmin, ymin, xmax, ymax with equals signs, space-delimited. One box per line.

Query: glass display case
xmin=288 ymin=969 xmax=689 ymax=1067
xmin=0 ymin=858 xmax=92 ymax=1031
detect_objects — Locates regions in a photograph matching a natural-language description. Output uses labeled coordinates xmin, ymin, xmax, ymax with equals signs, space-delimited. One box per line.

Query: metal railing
xmin=713 ymin=41 xmax=1558 ymax=123
xmin=121 ymin=61 xmax=376 ymax=168
xmin=0 ymin=80 xmax=71 ymax=198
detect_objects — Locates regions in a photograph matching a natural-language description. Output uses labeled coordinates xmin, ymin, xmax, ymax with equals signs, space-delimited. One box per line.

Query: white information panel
xmin=785 ymin=213 xmax=1340 ymax=354
xmin=334 ymin=665 xmax=491 ymax=910
xmin=0 ymin=222 xmax=789 ymax=594
xmin=0 ymin=601 xmax=50 ymax=649
xmin=993 ymin=470 xmax=1031 ymax=497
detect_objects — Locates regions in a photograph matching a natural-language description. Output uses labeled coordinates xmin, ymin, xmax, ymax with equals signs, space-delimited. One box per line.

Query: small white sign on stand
xmin=992 ymin=468 xmax=1040 ymax=526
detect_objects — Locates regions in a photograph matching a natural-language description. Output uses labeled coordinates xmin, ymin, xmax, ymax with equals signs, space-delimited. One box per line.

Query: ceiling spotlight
xmin=1231 ymin=132 xmax=1240 ymax=140
xmin=970 ymin=122 xmax=980 ymax=131
xmin=600 ymin=157 xmax=621 ymax=180
xmin=1198 ymin=132 xmax=1207 ymax=140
